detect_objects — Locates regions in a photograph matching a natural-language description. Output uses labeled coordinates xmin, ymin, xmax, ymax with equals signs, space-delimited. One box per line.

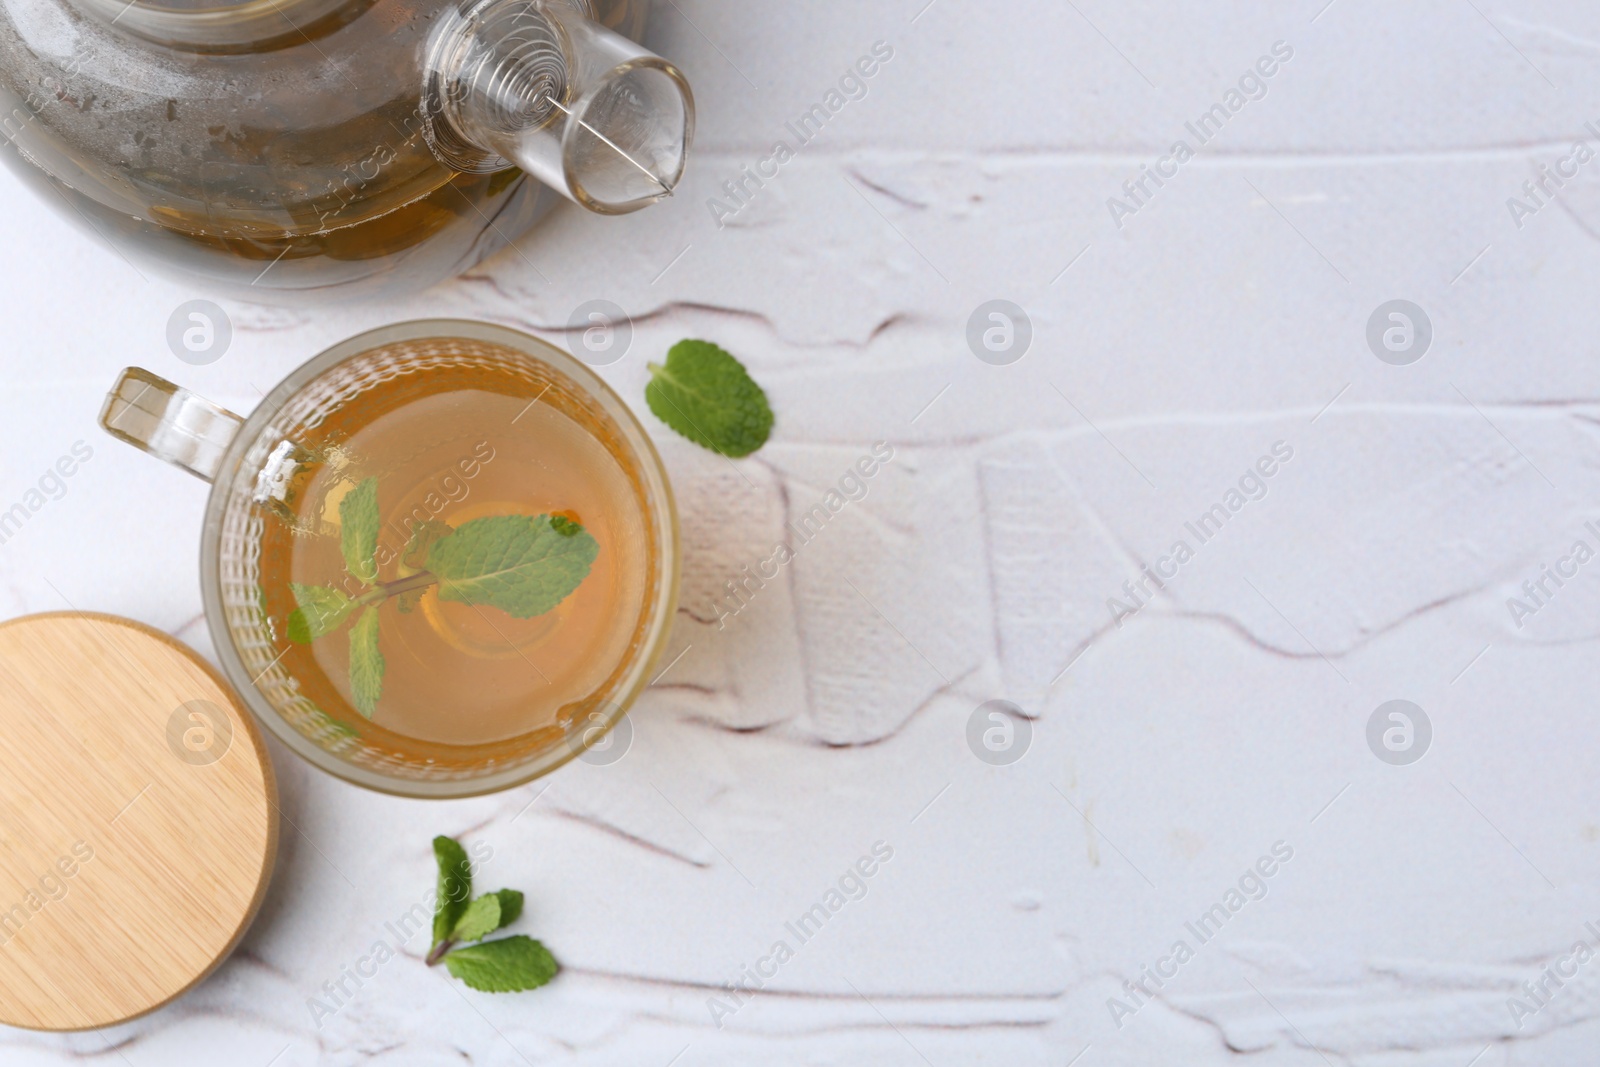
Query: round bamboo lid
xmin=0 ymin=612 xmax=277 ymax=1030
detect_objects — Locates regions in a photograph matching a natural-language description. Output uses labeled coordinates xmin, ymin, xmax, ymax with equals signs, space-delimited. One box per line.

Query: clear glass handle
xmin=99 ymin=368 xmax=243 ymax=483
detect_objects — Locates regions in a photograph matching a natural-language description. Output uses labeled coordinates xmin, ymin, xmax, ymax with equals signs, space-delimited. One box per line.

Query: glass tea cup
xmin=99 ymin=319 xmax=679 ymax=798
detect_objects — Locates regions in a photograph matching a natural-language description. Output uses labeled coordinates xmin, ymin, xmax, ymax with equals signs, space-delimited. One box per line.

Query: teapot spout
xmin=427 ymin=0 xmax=694 ymax=215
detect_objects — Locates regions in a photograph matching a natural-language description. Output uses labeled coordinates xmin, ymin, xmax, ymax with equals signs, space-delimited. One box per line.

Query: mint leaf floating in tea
xmin=348 ymin=606 xmax=384 ymax=718
xmin=428 ymin=514 xmax=599 ymax=619
xmin=400 ymin=519 xmax=453 ymax=576
xmin=287 ymin=583 xmax=358 ymax=643
xmin=340 ymin=476 xmax=382 ymax=583
xmin=444 ymin=936 xmax=560 ymax=993
xmin=397 ymin=519 xmax=453 ymax=614
xmin=646 ymin=339 xmax=773 ymax=457
xmin=277 ymin=474 xmax=597 ymax=721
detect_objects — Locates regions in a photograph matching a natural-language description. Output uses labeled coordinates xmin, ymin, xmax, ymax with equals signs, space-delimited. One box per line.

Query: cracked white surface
xmin=4 ymin=1 xmax=1600 ymax=1064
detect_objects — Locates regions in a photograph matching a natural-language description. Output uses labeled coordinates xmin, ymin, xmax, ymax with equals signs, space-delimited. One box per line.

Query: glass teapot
xmin=0 ymin=0 xmax=692 ymax=301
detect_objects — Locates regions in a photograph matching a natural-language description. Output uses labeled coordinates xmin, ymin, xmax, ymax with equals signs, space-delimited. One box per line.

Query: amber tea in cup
xmin=101 ymin=320 xmax=679 ymax=796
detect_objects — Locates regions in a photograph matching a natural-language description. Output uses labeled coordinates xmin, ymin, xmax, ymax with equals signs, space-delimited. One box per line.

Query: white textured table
xmin=4 ymin=1 xmax=1600 ymax=1063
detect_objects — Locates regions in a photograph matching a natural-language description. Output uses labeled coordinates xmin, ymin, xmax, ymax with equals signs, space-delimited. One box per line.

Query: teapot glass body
xmin=0 ymin=0 xmax=691 ymax=302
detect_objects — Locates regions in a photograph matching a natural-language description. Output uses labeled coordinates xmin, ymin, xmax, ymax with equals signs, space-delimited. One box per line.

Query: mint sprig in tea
xmin=288 ymin=483 xmax=600 ymax=717
xmin=254 ymin=351 xmax=653 ymax=752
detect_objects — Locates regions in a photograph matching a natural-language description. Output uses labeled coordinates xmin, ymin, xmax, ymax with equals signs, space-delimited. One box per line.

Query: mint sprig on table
xmin=646 ymin=339 xmax=773 ymax=457
xmin=287 ymin=477 xmax=599 ymax=718
xmin=427 ymin=836 xmax=559 ymax=993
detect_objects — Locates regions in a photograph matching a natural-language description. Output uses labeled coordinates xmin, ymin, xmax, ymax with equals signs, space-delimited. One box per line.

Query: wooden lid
xmin=0 ymin=613 xmax=277 ymax=1031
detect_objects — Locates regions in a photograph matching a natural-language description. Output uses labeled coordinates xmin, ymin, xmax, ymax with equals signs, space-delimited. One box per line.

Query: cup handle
xmin=99 ymin=368 xmax=243 ymax=483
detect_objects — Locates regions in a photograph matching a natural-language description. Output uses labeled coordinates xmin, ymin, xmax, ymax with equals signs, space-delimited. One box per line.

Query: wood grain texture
xmin=0 ymin=613 xmax=276 ymax=1031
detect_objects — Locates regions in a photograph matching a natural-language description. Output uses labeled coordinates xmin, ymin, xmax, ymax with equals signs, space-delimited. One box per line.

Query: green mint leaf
xmin=348 ymin=606 xmax=384 ymax=718
xmin=492 ymin=888 xmax=524 ymax=929
xmin=340 ymin=477 xmax=381 ymax=583
xmin=431 ymin=836 xmax=473 ymax=950
xmin=645 ymin=340 xmax=773 ymax=458
xmin=400 ymin=519 xmax=453 ymax=577
xmin=450 ymin=894 xmax=502 ymax=943
xmin=427 ymin=515 xmax=598 ymax=619
xmin=396 ymin=587 xmax=426 ymax=614
xmin=288 ymin=583 xmax=357 ymax=642
xmin=549 ymin=514 xmax=580 ymax=537
xmin=455 ymin=889 xmax=523 ymax=937
xmin=443 ymin=936 xmax=559 ymax=993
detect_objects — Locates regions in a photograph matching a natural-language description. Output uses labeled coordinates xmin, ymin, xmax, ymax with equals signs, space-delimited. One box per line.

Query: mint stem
xmin=426 ymin=939 xmax=454 ymax=967
xmin=360 ymin=570 xmax=439 ymax=606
